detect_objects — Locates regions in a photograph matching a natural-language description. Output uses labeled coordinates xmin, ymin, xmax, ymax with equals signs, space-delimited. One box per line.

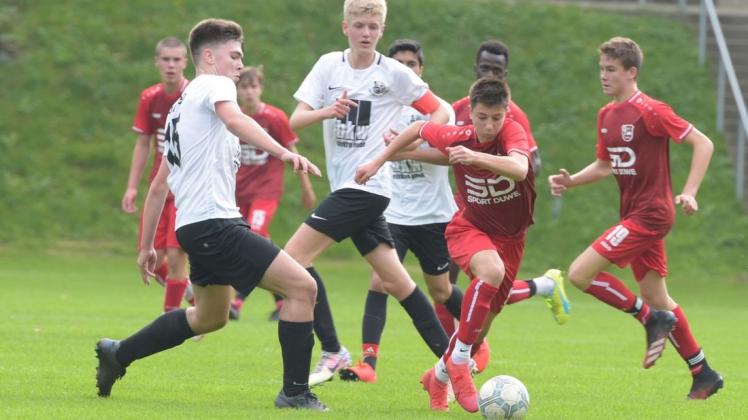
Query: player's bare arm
xmin=122 ymin=133 xmax=153 ymax=213
xmin=216 ymin=101 xmax=321 ymax=176
xmin=448 ymin=148 xmax=528 ymax=180
xmin=355 ymin=120 xmax=426 ymax=184
xmin=391 ymin=147 xmax=449 ymax=166
xmin=549 ymin=159 xmax=612 ymax=196
xmin=137 ymin=159 xmax=170 ymax=284
xmin=675 ymin=127 xmax=714 ymax=215
xmin=288 ymin=143 xmax=317 ymax=209
xmin=289 ymin=91 xmax=358 ymax=131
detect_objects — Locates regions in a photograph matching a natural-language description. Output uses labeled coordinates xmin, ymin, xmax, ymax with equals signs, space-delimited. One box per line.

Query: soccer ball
xmin=478 ymin=375 xmax=530 ymax=419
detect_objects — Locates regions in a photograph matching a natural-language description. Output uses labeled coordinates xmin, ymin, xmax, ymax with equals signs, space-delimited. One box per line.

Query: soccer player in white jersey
xmin=338 ymin=38 xmax=460 ymax=384
xmin=95 ymin=18 xmax=328 ymax=411
xmin=285 ymin=0 xmax=452 ymax=387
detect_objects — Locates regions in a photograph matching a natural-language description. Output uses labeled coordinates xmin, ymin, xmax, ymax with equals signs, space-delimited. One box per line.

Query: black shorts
xmin=305 ymin=188 xmax=395 ymax=256
xmin=176 ymin=218 xmax=280 ymax=296
xmin=389 ymin=222 xmax=451 ymax=275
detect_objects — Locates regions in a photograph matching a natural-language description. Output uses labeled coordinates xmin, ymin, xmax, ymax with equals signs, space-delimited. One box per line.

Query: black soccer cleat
xmin=228 ymin=304 xmax=240 ymax=321
xmin=642 ymin=310 xmax=676 ymax=369
xmin=688 ymin=368 xmax=723 ymax=400
xmin=95 ymin=338 xmax=126 ymax=397
xmin=268 ymin=308 xmax=280 ymax=322
xmin=274 ymin=389 xmax=328 ymax=411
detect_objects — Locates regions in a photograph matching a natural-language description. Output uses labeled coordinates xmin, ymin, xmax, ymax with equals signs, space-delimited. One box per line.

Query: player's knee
xmin=566 ymin=264 xmax=589 ymax=290
xmin=472 ymin=266 xmax=503 ymax=286
xmin=427 ymin=282 xmax=450 ymax=303
xmin=285 ymin=274 xmax=318 ymax=307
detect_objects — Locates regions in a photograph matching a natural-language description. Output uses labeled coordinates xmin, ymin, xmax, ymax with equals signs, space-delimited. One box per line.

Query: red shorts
xmin=445 ymin=215 xmax=525 ymax=314
xmin=238 ymin=198 xmax=280 ymax=238
xmin=138 ymin=198 xmax=179 ymax=250
xmin=591 ymin=219 xmax=668 ymax=281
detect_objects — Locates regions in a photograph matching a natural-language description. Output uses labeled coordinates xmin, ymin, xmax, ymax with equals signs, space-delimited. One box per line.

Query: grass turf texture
xmin=1 ymin=252 xmax=746 ymax=419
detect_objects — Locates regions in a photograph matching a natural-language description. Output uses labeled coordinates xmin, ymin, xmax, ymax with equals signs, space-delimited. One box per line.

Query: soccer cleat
xmin=543 ymin=269 xmax=571 ymax=325
xmin=308 ymin=346 xmax=352 ymax=387
xmin=472 ymin=341 xmax=490 ymax=374
xmin=339 ymin=361 xmax=377 ymax=383
xmin=95 ymin=339 xmax=126 ymax=397
xmin=642 ymin=310 xmax=677 ymax=369
xmin=274 ymin=389 xmax=329 ymax=411
xmin=446 ymin=358 xmax=479 ymax=413
xmin=420 ymin=368 xmax=449 ymax=411
xmin=268 ymin=308 xmax=280 ymax=321
xmin=228 ymin=303 xmax=241 ymax=321
xmin=688 ymin=368 xmax=723 ymax=400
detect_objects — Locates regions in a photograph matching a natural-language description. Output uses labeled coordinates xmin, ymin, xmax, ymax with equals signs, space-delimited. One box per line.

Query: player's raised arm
xmin=355 ymin=120 xmax=427 ymax=184
xmin=289 ymin=91 xmax=358 ymax=131
xmin=548 ymin=159 xmax=612 ymax=196
xmin=675 ymin=127 xmax=713 ymax=215
xmin=216 ymin=101 xmax=321 ymax=176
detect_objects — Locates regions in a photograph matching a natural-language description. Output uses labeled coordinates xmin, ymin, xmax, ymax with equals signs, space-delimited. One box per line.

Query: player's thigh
xmin=364 ymin=243 xmax=415 ymax=300
xmin=567 ymin=246 xmax=612 ymax=289
xmin=283 ymin=223 xmax=336 ymax=267
xmin=258 ymin=250 xmax=316 ymax=305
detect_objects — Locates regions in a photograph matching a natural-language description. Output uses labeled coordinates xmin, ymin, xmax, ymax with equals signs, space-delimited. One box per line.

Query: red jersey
xmin=596 ymin=90 xmax=693 ymax=234
xmin=235 ymin=103 xmax=299 ymax=204
xmin=132 ymin=79 xmax=189 ymax=183
xmin=420 ymin=120 xmax=536 ymax=238
xmin=452 ymin=96 xmax=538 ymax=152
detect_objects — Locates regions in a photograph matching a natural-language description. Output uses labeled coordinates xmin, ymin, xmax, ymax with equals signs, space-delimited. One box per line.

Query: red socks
xmin=155 ymin=262 xmax=169 ymax=284
xmin=164 ymin=278 xmax=189 ymax=312
xmin=506 ymin=280 xmax=533 ymax=305
xmin=456 ymin=279 xmax=498 ymax=345
xmin=435 ymin=304 xmax=456 ymax=337
xmin=584 ymin=271 xmax=650 ymax=324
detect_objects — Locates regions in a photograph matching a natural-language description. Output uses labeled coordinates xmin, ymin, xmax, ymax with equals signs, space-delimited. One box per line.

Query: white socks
xmin=533 ymin=275 xmax=555 ymax=297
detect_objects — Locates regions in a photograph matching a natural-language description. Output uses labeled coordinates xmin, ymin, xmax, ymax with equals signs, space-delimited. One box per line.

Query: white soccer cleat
xmin=309 ymin=346 xmax=352 ymax=387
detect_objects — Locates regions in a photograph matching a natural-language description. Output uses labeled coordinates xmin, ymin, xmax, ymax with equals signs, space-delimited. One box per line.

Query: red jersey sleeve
xmin=132 ymin=88 xmax=154 ymax=135
xmin=508 ymin=102 xmax=537 ymax=151
xmin=269 ymin=107 xmax=299 ymax=148
xmin=411 ymin=91 xmax=440 ymax=115
xmin=643 ymin=102 xmax=693 ymax=144
xmin=419 ymin=122 xmax=473 ymax=152
xmin=596 ymin=106 xmax=611 ymax=161
xmin=501 ymin=120 xmax=530 ymax=157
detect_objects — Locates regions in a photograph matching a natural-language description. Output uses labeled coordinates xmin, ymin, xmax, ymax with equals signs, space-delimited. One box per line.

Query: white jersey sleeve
xmin=293 ymin=53 xmax=334 ymax=110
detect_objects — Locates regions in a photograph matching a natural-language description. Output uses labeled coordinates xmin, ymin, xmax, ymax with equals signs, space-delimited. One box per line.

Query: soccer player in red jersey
xmin=442 ymin=40 xmax=569 ymax=342
xmin=228 ymin=66 xmax=317 ymax=321
xmin=357 ymin=77 xmax=536 ymax=412
xmin=549 ymin=37 xmax=722 ymax=400
xmin=121 ymin=37 xmax=192 ymax=313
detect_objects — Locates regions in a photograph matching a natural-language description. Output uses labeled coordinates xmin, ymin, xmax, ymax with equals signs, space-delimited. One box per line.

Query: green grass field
xmin=1 ymin=251 xmax=745 ymax=419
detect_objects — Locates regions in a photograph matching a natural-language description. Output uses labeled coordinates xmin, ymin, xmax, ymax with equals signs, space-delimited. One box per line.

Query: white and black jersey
xmin=163 ymin=74 xmax=242 ymax=229
xmin=293 ymin=49 xmax=429 ymax=198
xmin=384 ymin=98 xmax=458 ymax=225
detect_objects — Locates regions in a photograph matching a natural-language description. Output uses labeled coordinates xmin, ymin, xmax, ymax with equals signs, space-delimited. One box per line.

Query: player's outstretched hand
xmin=549 ymin=169 xmax=572 ymax=196
xmin=121 ymin=188 xmax=138 ymax=213
xmin=675 ymin=194 xmax=698 ymax=215
xmin=281 ymin=151 xmax=322 ymax=177
xmin=355 ymin=160 xmax=382 ymax=185
xmin=327 ymin=90 xmax=358 ymax=119
xmin=446 ymin=146 xmax=477 ymax=166
xmin=137 ymin=248 xmax=158 ymax=285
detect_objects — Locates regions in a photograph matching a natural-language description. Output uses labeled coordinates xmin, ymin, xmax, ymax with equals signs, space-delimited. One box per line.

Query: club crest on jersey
xmin=621 ymin=124 xmax=635 ymax=142
xmin=369 ymin=81 xmax=388 ymax=96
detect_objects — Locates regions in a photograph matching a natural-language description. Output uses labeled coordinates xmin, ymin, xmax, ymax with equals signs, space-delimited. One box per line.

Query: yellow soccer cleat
xmin=543 ymin=269 xmax=571 ymax=325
